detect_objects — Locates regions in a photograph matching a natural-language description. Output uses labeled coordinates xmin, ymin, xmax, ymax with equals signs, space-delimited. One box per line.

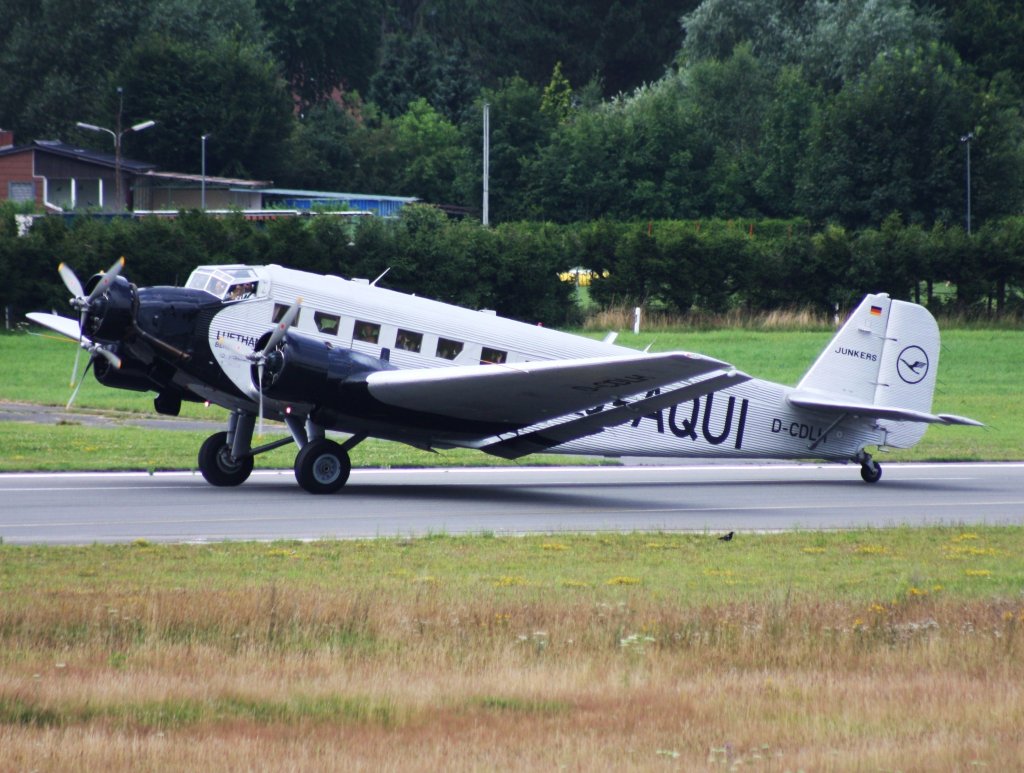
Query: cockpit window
xmin=185 ymin=267 xmax=259 ymax=300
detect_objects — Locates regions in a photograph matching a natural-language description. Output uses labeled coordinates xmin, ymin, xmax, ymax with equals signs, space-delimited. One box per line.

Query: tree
xmin=0 ymin=0 xmax=268 ymax=140
xmin=280 ymin=100 xmax=364 ymax=190
xmin=798 ymin=43 xmax=973 ymax=229
xmin=114 ymin=36 xmax=293 ymax=179
xmin=390 ymin=99 xmax=467 ymax=203
xmin=256 ymin=0 xmax=381 ymax=111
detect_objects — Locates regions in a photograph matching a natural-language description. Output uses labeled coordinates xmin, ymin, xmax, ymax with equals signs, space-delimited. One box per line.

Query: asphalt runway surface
xmin=1 ymin=463 xmax=1022 ymax=545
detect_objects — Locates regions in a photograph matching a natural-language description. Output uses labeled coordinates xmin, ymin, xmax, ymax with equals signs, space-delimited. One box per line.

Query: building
xmin=0 ymin=130 xmax=418 ymax=218
xmin=258 ymin=188 xmax=416 ymax=217
xmin=0 ymin=132 xmax=155 ymax=212
xmin=134 ymin=171 xmax=268 ymax=211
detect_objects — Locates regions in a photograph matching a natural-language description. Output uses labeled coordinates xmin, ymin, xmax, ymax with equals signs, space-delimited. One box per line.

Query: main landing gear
xmin=854 ymin=450 xmax=883 ymax=484
xmin=196 ymin=410 xmax=364 ymax=494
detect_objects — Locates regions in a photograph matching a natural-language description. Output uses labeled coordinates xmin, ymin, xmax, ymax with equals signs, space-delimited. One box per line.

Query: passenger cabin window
xmin=395 ymin=329 xmax=423 ymax=353
xmin=354 ymin=320 xmax=380 ymax=344
xmin=481 ymin=346 xmax=507 ymax=364
xmin=272 ymin=303 xmax=301 ymax=325
xmin=314 ymin=311 xmax=341 ymax=335
xmin=435 ymin=338 xmax=463 ymax=360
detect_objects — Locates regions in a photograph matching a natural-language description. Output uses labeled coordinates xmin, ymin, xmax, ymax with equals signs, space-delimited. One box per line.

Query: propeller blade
xmin=93 ymin=345 xmax=122 ymax=370
xmin=69 ymin=344 xmax=83 ymax=388
xmin=69 ymin=310 xmax=87 ymax=387
xmin=66 ymin=357 xmax=95 ymax=410
xmin=263 ymin=298 xmax=302 ymax=354
xmin=58 ymin=262 xmax=85 ymax=300
xmin=257 ymin=361 xmax=265 ymax=437
xmin=86 ymin=256 xmax=126 ymax=304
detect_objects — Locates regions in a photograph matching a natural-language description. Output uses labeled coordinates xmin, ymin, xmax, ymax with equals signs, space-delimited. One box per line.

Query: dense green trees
xmin=2 ymin=0 xmax=1024 ymax=317
xmin=6 ymin=0 xmax=1024 ymax=229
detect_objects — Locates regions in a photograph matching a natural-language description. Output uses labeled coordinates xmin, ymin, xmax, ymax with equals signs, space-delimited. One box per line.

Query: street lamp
xmin=76 ymin=88 xmax=155 ymax=212
xmin=960 ymin=132 xmax=973 ymax=235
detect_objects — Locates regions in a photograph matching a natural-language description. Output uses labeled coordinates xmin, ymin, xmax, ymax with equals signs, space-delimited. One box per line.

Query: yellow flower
xmin=605 ymin=576 xmax=641 ymax=586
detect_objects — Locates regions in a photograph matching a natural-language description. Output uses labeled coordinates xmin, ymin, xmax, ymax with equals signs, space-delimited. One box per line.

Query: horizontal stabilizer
xmin=788 ymin=391 xmax=983 ymax=426
xmin=482 ymin=370 xmax=750 ymax=459
xmin=366 ymin=350 xmax=734 ymax=427
xmin=26 ymin=312 xmax=87 ymax=342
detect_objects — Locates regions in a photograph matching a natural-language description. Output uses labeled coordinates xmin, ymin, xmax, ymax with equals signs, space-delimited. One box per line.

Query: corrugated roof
xmin=143 ymin=170 xmax=271 ymax=188
xmin=258 ymin=188 xmax=417 ymax=203
xmin=0 ymin=139 xmax=156 ymax=172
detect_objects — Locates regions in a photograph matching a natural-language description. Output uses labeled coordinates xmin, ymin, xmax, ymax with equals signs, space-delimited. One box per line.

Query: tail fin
xmin=794 ymin=294 xmax=950 ymax=448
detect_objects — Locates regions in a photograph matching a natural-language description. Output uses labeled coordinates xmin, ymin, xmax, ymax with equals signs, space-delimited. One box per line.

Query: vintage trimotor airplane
xmin=28 ymin=260 xmax=981 ymax=493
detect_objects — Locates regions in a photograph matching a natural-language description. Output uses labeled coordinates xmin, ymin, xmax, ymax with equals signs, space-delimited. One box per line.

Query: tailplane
xmin=790 ymin=294 xmax=980 ymax=449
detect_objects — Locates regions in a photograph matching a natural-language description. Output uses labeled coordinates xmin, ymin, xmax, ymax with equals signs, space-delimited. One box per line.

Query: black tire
xmin=860 ymin=461 xmax=882 ymax=484
xmin=294 ymin=438 xmax=351 ymax=494
xmin=198 ymin=431 xmax=254 ymax=487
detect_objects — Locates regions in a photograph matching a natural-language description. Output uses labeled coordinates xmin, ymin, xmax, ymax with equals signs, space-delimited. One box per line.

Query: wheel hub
xmin=313 ymin=454 xmax=341 ymax=484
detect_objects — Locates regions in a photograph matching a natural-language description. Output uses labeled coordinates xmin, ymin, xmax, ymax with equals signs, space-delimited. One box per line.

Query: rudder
xmin=797 ymin=294 xmax=940 ymax=448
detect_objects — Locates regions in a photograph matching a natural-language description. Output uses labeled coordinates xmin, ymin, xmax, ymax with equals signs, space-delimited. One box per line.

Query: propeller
xmin=65 ymin=344 xmax=122 ymax=409
xmin=57 ymin=257 xmax=126 ymax=399
xmin=217 ymin=297 xmax=302 ymax=435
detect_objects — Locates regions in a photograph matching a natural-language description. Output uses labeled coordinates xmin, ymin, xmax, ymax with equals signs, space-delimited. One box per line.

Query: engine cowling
xmin=260 ymin=330 xmax=394 ymax=405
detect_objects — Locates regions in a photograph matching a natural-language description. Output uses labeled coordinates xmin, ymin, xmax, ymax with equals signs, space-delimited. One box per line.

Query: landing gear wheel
xmin=294 ymin=438 xmax=351 ymax=494
xmin=198 ymin=431 xmax=254 ymax=487
xmin=860 ymin=460 xmax=882 ymax=484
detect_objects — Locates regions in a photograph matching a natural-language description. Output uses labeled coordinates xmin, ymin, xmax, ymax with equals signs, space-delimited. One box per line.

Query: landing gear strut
xmin=197 ymin=411 xmax=363 ymax=493
xmin=197 ymin=410 xmax=293 ymax=487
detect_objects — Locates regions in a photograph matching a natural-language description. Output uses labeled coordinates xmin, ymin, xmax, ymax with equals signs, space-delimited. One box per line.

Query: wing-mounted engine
xmin=260 ymin=330 xmax=396 ymax=406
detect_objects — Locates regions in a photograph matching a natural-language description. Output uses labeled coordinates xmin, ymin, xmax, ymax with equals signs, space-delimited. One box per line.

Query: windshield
xmin=185 ymin=267 xmax=260 ymax=301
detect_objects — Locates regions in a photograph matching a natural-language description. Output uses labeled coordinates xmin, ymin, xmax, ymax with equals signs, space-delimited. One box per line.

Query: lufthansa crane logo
xmin=896 ymin=345 xmax=929 ymax=384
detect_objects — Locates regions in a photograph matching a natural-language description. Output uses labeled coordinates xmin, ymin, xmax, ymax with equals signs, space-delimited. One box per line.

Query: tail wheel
xmin=294 ymin=438 xmax=351 ymax=494
xmin=198 ymin=431 xmax=254 ymax=487
xmin=860 ymin=460 xmax=882 ymax=484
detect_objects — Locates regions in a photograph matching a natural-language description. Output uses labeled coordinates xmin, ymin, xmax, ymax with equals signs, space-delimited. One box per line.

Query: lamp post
xmin=76 ymin=88 xmax=155 ymax=212
xmin=201 ymin=133 xmax=211 ymax=210
xmin=960 ymin=132 xmax=973 ymax=235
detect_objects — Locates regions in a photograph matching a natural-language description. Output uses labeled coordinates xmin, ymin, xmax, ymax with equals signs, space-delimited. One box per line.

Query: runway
xmin=1 ymin=462 xmax=1022 ymax=545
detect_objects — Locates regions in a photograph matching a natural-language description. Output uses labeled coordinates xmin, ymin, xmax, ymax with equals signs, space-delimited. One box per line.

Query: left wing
xmin=365 ymin=351 xmax=735 ymax=427
xmin=481 ymin=370 xmax=749 ymax=458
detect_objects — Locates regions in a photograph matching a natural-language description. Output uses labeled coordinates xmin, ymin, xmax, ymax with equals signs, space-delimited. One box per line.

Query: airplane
xmin=27 ymin=260 xmax=982 ymax=493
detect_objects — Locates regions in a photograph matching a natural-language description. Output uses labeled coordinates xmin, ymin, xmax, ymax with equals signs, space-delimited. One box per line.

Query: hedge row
xmin=2 ymin=205 xmax=1022 ymax=327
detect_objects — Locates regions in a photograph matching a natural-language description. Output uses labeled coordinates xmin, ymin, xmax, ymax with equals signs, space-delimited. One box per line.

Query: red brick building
xmin=0 ymin=130 xmax=155 ymax=212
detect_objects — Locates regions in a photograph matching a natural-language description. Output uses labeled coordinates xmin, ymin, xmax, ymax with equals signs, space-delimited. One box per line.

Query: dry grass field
xmin=1 ymin=530 xmax=1022 ymax=771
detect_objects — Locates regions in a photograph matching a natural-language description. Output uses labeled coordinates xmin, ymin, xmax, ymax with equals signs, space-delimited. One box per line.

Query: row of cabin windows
xmin=273 ymin=304 xmax=508 ymax=365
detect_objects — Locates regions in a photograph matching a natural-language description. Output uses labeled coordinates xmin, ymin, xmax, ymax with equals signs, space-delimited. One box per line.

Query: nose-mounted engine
xmin=82 ymin=273 xmax=137 ymax=343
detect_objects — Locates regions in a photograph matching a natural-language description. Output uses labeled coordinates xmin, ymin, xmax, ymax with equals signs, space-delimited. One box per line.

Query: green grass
xmin=1 ymin=326 xmax=1021 ymax=470
xmin=1 ymin=528 xmax=1019 ymax=602
xmin=0 ymin=422 xmax=600 ymax=472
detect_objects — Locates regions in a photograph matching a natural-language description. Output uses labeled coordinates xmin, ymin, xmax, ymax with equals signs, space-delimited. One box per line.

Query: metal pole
xmin=201 ymin=134 xmax=208 ymax=210
xmin=115 ymin=87 xmax=124 ymax=212
xmin=482 ymin=102 xmax=490 ymax=226
xmin=961 ymin=132 xmax=973 ymax=235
